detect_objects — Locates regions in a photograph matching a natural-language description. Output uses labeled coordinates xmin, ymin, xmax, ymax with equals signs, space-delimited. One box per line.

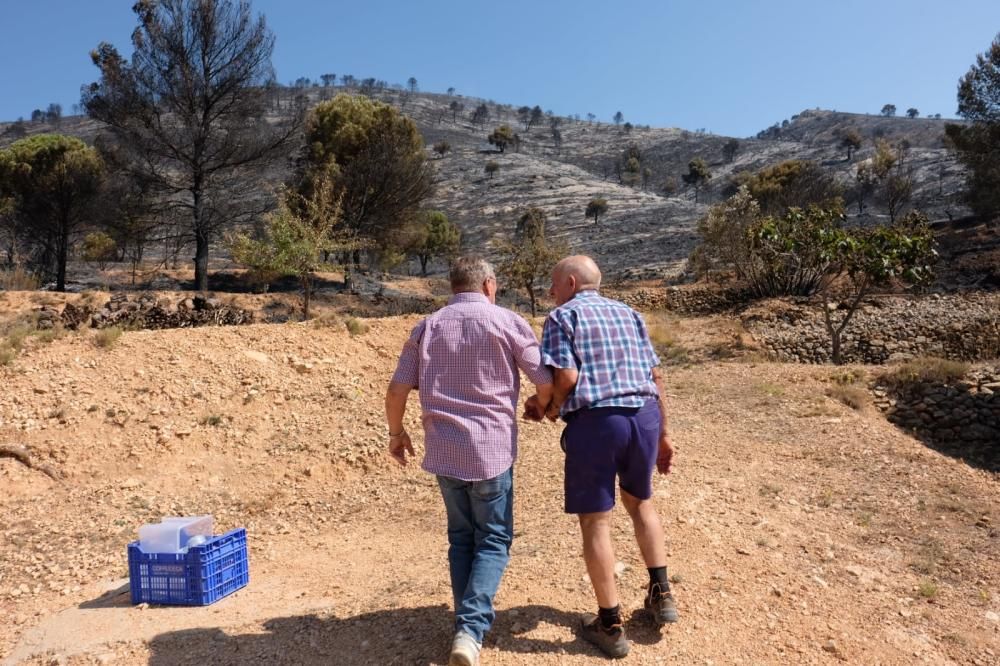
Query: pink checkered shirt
xmin=391 ymin=292 xmax=552 ymax=481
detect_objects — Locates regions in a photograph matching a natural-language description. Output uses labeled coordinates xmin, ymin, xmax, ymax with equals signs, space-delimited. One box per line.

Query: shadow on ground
xmin=78 ymin=582 xmax=132 ymax=610
xmin=907 ymin=428 xmax=999 ymax=473
xmin=146 ymin=603 xmax=669 ymax=665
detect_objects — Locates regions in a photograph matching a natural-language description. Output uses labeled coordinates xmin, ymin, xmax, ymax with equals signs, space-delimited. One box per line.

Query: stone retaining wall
xmin=872 ymin=366 xmax=1000 ymax=471
xmin=35 ymin=293 xmax=254 ymax=331
xmin=609 ymin=285 xmax=750 ymax=315
xmin=743 ymin=294 xmax=1000 ymax=364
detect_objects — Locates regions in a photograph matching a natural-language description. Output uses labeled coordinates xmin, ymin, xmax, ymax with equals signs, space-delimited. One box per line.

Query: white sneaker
xmin=449 ymin=631 xmax=481 ymax=666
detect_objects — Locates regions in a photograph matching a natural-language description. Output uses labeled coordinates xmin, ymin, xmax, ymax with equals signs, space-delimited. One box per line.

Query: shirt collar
xmin=449 ymin=292 xmax=490 ymax=305
xmin=572 ymin=289 xmax=600 ymax=300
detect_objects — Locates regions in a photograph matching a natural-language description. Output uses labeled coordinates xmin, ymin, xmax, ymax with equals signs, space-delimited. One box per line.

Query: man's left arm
xmin=540 ymin=313 xmax=580 ymax=421
xmin=651 ymin=367 xmax=674 ymax=475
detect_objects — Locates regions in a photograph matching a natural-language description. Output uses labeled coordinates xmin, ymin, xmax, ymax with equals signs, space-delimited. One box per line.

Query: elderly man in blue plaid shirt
xmin=528 ymin=255 xmax=677 ymax=658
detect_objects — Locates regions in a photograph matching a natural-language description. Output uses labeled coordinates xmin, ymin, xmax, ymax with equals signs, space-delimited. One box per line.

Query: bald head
xmin=555 ymin=255 xmax=602 ymax=290
xmin=550 ymin=255 xmax=602 ymax=305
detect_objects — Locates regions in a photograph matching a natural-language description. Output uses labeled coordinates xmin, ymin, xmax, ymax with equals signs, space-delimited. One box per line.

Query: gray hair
xmin=450 ymin=256 xmax=495 ymax=293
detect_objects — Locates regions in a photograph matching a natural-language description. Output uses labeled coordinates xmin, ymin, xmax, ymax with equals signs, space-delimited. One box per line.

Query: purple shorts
xmin=562 ymin=399 xmax=661 ymax=514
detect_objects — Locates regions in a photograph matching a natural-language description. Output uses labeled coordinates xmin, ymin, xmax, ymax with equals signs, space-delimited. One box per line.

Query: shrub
xmin=199 ymin=414 xmax=224 ymax=427
xmin=81 ymin=231 xmax=118 ymax=269
xmin=93 ymin=326 xmax=123 ymax=349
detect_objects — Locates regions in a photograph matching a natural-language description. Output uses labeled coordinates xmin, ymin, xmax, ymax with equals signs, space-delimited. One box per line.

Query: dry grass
xmin=93 ymin=327 xmax=123 ymax=349
xmin=345 ymin=317 xmax=369 ymax=336
xmin=918 ymin=580 xmax=939 ymax=599
xmin=827 ymin=384 xmax=869 ymax=411
xmin=198 ymin=414 xmax=224 ymax=427
xmin=0 ymin=265 xmax=40 ymax=291
xmin=878 ymin=357 xmax=970 ymax=391
xmin=0 ymin=345 xmax=16 ymax=366
xmin=310 ymin=312 xmax=341 ymax=329
xmin=647 ymin=316 xmax=690 ymax=366
xmin=33 ymin=325 xmax=65 ymax=345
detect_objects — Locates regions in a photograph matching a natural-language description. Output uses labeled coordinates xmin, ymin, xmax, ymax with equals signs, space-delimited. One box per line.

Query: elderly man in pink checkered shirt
xmin=385 ymin=256 xmax=553 ymax=666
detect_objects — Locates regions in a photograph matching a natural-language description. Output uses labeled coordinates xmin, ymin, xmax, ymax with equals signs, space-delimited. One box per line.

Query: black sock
xmin=648 ymin=566 xmax=669 ymax=589
xmin=598 ymin=605 xmax=622 ymax=629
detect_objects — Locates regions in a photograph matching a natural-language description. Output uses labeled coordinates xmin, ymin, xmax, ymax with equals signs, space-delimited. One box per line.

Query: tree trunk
xmin=194 ymin=230 xmax=210 ymax=292
xmin=419 ymin=255 xmax=428 ymax=276
xmin=527 ymin=283 xmax=537 ymax=317
xmin=831 ymin=330 xmax=842 ymax=365
xmin=56 ymin=214 xmax=69 ymax=292
xmin=302 ymin=274 xmax=312 ymax=319
xmin=192 ymin=183 xmax=209 ymax=292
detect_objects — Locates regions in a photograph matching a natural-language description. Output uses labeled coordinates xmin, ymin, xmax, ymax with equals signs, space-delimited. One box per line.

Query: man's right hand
xmin=656 ymin=432 xmax=674 ymax=475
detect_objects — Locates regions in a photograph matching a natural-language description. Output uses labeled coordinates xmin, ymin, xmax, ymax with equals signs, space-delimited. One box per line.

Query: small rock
xmin=986 ymin=610 xmax=1000 ymax=623
xmin=823 ymin=639 xmax=838 ymax=653
xmin=614 ymin=561 xmax=628 ymax=577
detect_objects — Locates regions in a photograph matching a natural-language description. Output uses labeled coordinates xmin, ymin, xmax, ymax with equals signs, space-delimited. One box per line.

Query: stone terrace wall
xmin=872 ymin=366 xmax=1000 ymax=471
xmin=608 ymin=285 xmax=750 ymax=315
xmin=743 ymin=294 xmax=1000 ymax=364
xmin=35 ymin=293 xmax=255 ymax=331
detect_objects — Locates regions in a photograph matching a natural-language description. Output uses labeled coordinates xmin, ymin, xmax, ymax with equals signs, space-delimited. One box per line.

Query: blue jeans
xmin=436 ymin=467 xmax=514 ymax=644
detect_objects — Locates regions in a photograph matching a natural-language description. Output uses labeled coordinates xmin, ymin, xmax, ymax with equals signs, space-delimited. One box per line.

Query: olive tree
xmin=497 ymin=207 xmax=565 ymax=316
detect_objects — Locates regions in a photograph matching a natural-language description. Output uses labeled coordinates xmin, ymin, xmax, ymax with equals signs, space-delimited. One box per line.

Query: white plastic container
xmin=138 ymin=516 xmax=214 ymax=553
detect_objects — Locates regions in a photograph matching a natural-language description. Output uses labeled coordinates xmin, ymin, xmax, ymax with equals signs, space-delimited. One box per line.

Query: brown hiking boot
xmin=580 ymin=614 xmax=630 ymax=658
xmin=644 ymin=582 xmax=679 ymax=625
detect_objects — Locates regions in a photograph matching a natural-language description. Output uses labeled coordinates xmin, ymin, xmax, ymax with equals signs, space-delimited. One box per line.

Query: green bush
xmin=81 ymin=232 xmax=118 ymax=268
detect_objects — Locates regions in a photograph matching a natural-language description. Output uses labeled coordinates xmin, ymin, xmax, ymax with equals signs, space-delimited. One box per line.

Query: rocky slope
xmin=1 ymin=89 xmax=971 ymax=282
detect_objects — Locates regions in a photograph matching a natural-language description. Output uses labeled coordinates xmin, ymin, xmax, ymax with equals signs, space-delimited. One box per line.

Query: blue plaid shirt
xmin=541 ymin=290 xmax=660 ymax=416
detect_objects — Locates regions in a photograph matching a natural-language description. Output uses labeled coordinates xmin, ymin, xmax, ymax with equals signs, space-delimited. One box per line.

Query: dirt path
xmin=1 ymin=321 xmax=997 ymax=665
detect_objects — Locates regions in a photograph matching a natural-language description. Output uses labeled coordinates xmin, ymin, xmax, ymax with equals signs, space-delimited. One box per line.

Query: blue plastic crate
xmin=127 ymin=528 xmax=249 ymax=606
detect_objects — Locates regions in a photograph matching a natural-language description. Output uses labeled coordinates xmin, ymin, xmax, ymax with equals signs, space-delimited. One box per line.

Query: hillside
xmin=0 ymin=310 xmax=996 ymax=665
xmin=0 ymin=89 xmax=970 ymax=282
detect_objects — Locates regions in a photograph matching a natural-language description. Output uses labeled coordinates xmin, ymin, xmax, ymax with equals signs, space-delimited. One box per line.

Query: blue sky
xmin=2 ymin=0 xmax=998 ymax=137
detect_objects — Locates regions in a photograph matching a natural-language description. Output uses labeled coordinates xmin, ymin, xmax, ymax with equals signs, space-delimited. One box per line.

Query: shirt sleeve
xmin=390 ymin=320 xmax=425 ymax=387
xmin=509 ymin=315 xmax=553 ymax=386
xmin=541 ymin=311 xmax=579 ymax=370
